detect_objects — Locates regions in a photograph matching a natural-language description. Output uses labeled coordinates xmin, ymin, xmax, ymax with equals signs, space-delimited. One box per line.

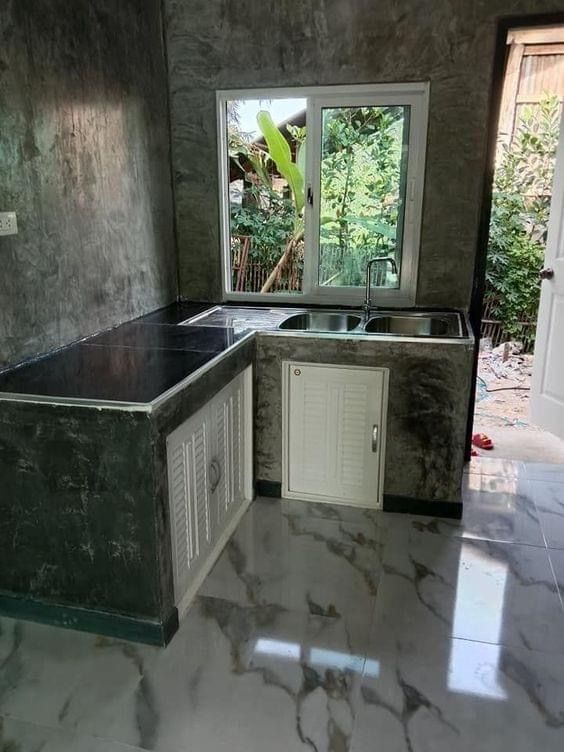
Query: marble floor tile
xmin=373 ymin=526 xmax=564 ymax=654
xmin=523 ymin=461 xmax=564 ymax=483
xmin=0 ymin=617 xmax=158 ymax=730
xmin=528 ymin=479 xmax=564 ymax=549
xmin=4 ymin=490 xmax=564 ymax=752
xmin=464 ymin=457 xmax=526 ymax=479
xmin=278 ymin=496 xmax=383 ymax=529
xmin=199 ymin=499 xmax=382 ymax=651
xmin=460 ymin=474 xmax=545 ymax=545
xmin=350 ymin=632 xmax=564 ymax=752
xmin=549 ymin=549 xmax=564 ymax=608
xmin=0 ymin=716 xmax=142 ymax=751
xmin=85 ymin=595 xmax=367 ymax=752
xmin=383 ymin=474 xmax=545 ymax=547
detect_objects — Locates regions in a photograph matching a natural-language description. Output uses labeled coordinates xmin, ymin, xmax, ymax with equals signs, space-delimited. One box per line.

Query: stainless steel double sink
xmin=278 ymin=310 xmax=465 ymax=338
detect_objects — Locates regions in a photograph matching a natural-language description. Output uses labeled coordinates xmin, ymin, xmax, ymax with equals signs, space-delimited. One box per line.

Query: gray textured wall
xmin=0 ymin=0 xmax=178 ymax=368
xmin=164 ymin=0 xmax=564 ymax=308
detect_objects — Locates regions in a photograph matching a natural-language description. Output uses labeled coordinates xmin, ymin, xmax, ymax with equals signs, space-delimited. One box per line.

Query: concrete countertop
xmin=0 ymin=302 xmax=472 ymax=410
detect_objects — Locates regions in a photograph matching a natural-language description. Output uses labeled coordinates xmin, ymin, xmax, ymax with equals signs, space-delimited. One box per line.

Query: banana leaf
xmin=257 ymin=111 xmax=304 ymax=214
xmin=296 ymin=140 xmax=306 ymax=182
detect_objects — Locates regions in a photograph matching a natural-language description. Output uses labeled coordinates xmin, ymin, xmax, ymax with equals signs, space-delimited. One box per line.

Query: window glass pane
xmin=226 ymin=97 xmax=307 ymax=294
xmin=318 ymin=105 xmax=410 ymax=288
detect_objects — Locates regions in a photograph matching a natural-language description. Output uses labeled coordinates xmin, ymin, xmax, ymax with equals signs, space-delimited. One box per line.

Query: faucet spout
xmin=363 ymin=256 xmax=398 ymax=319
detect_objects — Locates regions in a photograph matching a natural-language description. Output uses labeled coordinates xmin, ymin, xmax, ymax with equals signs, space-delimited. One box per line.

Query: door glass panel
xmin=225 ymin=97 xmax=307 ymax=294
xmin=318 ymin=105 xmax=410 ymax=288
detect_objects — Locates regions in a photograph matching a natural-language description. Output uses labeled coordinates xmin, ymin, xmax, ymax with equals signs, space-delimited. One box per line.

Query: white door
xmin=283 ymin=362 xmax=388 ymax=507
xmin=531 ymin=114 xmax=564 ymax=440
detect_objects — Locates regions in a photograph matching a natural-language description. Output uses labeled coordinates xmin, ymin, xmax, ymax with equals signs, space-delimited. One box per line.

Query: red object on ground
xmin=472 ymin=433 xmax=494 ymax=450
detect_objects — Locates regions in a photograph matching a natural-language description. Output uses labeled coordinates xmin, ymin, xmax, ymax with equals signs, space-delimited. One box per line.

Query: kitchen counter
xmin=0 ymin=301 xmax=259 ymax=644
xmin=0 ymin=303 xmax=250 ymax=406
xmin=0 ymin=328 xmax=252 ymax=405
xmin=0 ymin=302 xmax=471 ymax=408
xmin=0 ymin=300 xmax=474 ymax=646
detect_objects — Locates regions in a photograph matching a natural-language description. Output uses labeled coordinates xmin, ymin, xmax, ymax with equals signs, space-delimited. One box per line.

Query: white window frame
xmin=217 ymin=82 xmax=429 ymax=307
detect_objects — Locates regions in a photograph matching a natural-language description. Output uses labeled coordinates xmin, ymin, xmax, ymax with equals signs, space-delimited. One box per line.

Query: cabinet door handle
xmin=209 ymin=458 xmax=221 ymax=493
xmin=371 ymin=425 xmax=379 ymax=453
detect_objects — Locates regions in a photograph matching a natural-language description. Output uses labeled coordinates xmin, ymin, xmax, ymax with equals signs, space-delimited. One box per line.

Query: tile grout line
xmin=548 ymin=552 xmax=564 ymax=613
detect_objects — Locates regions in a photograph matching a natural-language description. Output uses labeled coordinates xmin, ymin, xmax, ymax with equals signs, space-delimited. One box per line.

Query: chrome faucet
xmin=363 ymin=257 xmax=398 ymax=319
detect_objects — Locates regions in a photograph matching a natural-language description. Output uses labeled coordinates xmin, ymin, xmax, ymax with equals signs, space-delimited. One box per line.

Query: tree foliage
xmin=228 ymin=104 xmax=406 ymax=290
xmin=485 ymin=96 xmax=559 ymax=345
xmin=229 ymin=111 xmax=306 ymax=291
xmin=319 ymin=106 xmax=404 ymax=286
xmin=231 ymin=186 xmax=295 ymax=264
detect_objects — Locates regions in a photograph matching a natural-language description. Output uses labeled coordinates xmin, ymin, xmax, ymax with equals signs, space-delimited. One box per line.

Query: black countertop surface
xmin=88 ymin=322 xmax=246 ymax=352
xmin=0 ymin=302 xmax=471 ymax=406
xmin=132 ymin=301 xmax=210 ymax=325
xmin=0 ymin=303 xmax=253 ymax=405
xmin=0 ymin=345 xmax=219 ymax=404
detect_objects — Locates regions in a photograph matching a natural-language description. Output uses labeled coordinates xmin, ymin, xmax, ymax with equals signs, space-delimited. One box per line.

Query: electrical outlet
xmin=0 ymin=212 xmax=18 ymax=236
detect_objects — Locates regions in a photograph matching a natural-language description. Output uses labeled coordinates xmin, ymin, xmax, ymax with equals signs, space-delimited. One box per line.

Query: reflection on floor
xmin=2 ymin=457 xmax=564 ymax=751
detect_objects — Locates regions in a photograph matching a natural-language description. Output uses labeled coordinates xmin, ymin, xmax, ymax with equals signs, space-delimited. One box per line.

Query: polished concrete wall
xmin=0 ymin=0 xmax=177 ymax=368
xmin=164 ymin=0 xmax=564 ymax=308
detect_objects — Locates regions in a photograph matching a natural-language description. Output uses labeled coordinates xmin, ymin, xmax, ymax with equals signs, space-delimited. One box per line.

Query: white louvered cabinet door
xmin=228 ymin=374 xmax=245 ymax=508
xmin=210 ymin=387 xmax=231 ymax=527
xmin=166 ymin=408 xmax=212 ymax=605
xmin=167 ymin=367 xmax=253 ymax=610
xmin=209 ymin=372 xmax=247 ymax=529
xmin=285 ymin=363 xmax=388 ymax=508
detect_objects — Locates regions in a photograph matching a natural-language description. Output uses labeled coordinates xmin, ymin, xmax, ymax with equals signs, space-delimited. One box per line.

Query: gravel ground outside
xmin=472 ymin=340 xmax=564 ymax=463
xmin=474 ymin=341 xmax=536 ymax=430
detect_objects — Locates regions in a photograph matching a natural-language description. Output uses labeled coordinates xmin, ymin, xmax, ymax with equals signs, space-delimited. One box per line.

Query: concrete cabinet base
xmin=0 ymin=337 xmax=256 ymax=644
xmin=282 ymin=362 xmax=388 ymax=508
xmin=256 ymin=334 xmax=473 ymax=513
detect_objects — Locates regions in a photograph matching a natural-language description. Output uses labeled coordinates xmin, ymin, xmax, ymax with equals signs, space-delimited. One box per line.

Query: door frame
xmin=466 ymin=11 xmax=564 ymax=460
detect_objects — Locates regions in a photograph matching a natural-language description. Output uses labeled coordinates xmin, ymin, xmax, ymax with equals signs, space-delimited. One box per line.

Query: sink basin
xmin=279 ymin=312 xmax=362 ymax=333
xmin=277 ymin=309 xmax=465 ymax=338
xmin=364 ymin=313 xmax=462 ymax=337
